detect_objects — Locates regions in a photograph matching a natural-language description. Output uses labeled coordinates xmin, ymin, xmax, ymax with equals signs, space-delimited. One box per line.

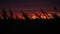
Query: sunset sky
xmin=0 ymin=0 xmax=60 ymax=11
xmin=0 ymin=0 xmax=60 ymax=19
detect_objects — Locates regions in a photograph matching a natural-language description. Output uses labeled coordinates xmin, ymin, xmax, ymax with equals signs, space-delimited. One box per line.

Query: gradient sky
xmin=0 ymin=0 xmax=60 ymax=19
xmin=0 ymin=0 xmax=60 ymax=12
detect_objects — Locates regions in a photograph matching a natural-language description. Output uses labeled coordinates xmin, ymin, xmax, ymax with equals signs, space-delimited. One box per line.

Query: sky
xmin=0 ymin=0 xmax=60 ymax=19
xmin=0 ymin=0 xmax=60 ymax=12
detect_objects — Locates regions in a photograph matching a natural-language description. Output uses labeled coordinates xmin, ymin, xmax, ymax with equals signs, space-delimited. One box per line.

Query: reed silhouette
xmin=0 ymin=7 xmax=60 ymax=33
xmin=9 ymin=10 xmax=13 ymax=19
xmin=0 ymin=7 xmax=60 ymax=23
xmin=1 ymin=8 xmax=7 ymax=20
xmin=20 ymin=10 xmax=30 ymax=20
xmin=53 ymin=6 xmax=57 ymax=12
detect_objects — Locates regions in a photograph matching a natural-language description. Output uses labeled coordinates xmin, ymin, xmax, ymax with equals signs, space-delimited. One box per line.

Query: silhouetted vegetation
xmin=0 ymin=7 xmax=60 ymax=23
xmin=0 ymin=7 xmax=60 ymax=33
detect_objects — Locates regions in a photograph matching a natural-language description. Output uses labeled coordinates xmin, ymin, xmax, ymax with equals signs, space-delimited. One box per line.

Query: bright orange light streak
xmin=47 ymin=14 xmax=54 ymax=19
xmin=31 ymin=15 xmax=39 ymax=19
xmin=56 ymin=13 xmax=60 ymax=18
xmin=41 ymin=15 xmax=46 ymax=19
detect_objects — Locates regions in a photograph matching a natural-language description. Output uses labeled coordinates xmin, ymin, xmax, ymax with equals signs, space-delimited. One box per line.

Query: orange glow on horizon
xmin=47 ymin=13 xmax=54 ymax=19
xmin=56 ymin=13 xmax=60 ymax=18
xmin=41 ymin=15 xmax=46 ymax=19
xmin=28 ymin=13 xmax=39 ymax=19
xmin=0 ymin=12 xmax=60 ymax=20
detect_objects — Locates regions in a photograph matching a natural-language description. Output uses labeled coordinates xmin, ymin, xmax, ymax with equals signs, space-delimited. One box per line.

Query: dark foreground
xmin=0 ymin=18 xmax=60 ymax=33
xmin=0 ymin=8 xmax=60 ymax=33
